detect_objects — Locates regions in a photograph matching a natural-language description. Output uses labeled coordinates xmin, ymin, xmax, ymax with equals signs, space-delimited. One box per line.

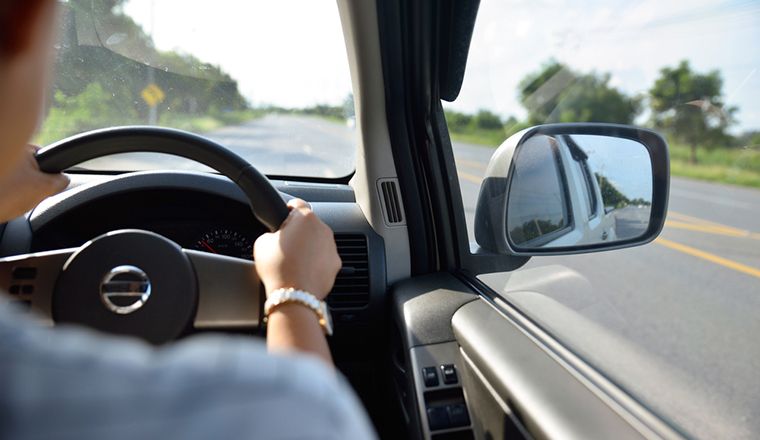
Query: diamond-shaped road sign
xmin=141 ymin=83 xmax=165 ymax=108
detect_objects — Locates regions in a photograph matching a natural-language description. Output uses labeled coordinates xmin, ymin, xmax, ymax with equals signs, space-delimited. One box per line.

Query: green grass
xmin=447 ymin=122 xmax=529 ymax=148
xmin=311 ymin=114 xmax=346 ymax=124
xmin=670 ymin=161 xmax=760 ymax=188
xmin=669 ymin=143 xmax=760 ymax=188
xmin=158 ymin=109 xmax=263 ymax=134
xmin=449 ymin=130 xmax=507 ymax=147
xmin=35 ymin=109 xmax=264 ymax=146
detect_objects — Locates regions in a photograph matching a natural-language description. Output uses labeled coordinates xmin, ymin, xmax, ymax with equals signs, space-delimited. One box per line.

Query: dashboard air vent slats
xmin=378 ymin=179 xmax=405 ymax=225
xmin=329 ymin=234 xmax=370 ymax=309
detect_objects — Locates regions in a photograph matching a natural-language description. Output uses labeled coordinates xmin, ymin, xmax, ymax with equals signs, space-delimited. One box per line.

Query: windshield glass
xmin=40 ymin=0 xmax=355 ymax=178
xmin=449 ymin=1 xmax=760 ymax=438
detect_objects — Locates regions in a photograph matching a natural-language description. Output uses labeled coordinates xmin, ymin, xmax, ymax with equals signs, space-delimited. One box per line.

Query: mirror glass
xmin=507 ymin=133 xmax=653 ymax=250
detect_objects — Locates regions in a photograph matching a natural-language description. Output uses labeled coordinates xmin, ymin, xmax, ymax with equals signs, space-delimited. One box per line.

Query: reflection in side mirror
xmin=474 ymin=124 xmax=669 ymax=256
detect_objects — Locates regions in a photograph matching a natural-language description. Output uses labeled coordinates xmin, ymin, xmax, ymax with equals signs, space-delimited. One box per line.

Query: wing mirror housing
xmin=474 ymin=123 xmax=669 ymax=256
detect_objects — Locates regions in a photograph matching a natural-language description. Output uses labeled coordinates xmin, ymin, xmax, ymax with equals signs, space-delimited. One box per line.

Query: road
xmin=87 ymin=114 xmax=759 ymax=438
xmin=82 ymin=114 xmax=354 ymax=178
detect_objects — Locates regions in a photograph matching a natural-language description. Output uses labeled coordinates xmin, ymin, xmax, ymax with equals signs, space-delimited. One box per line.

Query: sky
xmin=122 ymin=0 xmax=353 ymax=109
xmin=120 ymin=0 xmax=760 ymax=132
xmin=573 ymin=135 xmax=653 ymax=201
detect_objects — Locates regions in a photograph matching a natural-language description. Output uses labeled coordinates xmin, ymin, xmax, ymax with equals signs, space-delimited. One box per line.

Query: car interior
xmin=0 ymin=1 xmax=686 ymax=439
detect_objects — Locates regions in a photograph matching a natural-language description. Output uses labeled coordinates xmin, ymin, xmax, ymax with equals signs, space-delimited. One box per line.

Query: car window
xmin=507 ymin=138 xmax=571 ymax=246
xmin=40 ymin=0 xmax=355 ymax=178
xmin=564 ymin=136 xmax=598 ymax=219
xmin=447 ymin=1 xmax=760 ymax=438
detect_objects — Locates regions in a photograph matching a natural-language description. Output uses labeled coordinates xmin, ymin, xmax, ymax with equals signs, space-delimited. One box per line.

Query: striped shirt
xmin=0 ymin=302 xmax=376 ymax=440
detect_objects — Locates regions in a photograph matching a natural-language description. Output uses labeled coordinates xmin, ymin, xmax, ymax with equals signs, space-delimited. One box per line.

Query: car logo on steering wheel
xmin=99 ymin=265 xmax=152 ymax=315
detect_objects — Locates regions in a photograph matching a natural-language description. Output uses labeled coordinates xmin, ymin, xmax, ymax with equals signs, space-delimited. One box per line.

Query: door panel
xmin=391 ymin=273 xmax=680 ymax=439
xmin=452 ymin=299 xmax=670 ymax=439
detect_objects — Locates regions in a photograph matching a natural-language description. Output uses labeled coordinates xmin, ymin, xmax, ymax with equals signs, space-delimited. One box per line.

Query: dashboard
xmin=31 ymin=189 xmax=266 ymax=260
xmin=11 ymin=171 xmax=387 ymax=324
xmin=1 ymin=170 xmax=386 ymax=334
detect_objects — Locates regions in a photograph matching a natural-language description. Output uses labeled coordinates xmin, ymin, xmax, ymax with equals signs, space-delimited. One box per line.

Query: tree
xmin=596 ymin=174 xmax=630 ymax=210
xmin=518 ymin=60 xmax=640 ymax=125
xmin=473 ymin=109 xmax=503 ymax=130
xmin=738 ymin=130 xmax=760 ymax=148
xmin=444 ymin=110 xmax=473 ymax=132
xmin=649 ymin=60 xmax=735 ymax=164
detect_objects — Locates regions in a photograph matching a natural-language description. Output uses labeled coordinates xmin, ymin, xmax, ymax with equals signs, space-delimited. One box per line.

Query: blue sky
xmin=572 ymin=135 xmax=652 ymax=201
xmin=122 ymin=0 xmax=759 ymax=132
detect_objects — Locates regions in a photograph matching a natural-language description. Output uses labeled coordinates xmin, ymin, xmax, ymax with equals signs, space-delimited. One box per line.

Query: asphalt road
xmin=85 ymin=114 xmax=759 ymax=438
xmin=81 ymin=114 xmax=355 ymax=178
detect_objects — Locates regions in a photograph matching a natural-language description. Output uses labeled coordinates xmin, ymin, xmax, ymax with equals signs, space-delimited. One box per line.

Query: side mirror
xmin=474 ymin=123 xmax=669 ymax=256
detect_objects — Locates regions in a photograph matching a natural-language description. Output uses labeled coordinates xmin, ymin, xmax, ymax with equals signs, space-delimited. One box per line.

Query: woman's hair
xmin=0 ymin=0 xmax=49 ymax=57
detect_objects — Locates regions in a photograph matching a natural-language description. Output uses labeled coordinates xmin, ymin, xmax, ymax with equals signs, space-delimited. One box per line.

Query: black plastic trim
xmin=391 ymin=273 xmax=477 ymax=348
xmin=376 ymin=0 xmax=436 ymax=274
xmin=65 ymin=168 xmax=355 ymax=185
xmin=436 ymin=0 xmax=480 ymax=102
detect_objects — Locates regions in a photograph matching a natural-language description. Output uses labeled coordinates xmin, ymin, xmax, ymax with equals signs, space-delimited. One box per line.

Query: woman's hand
xmin=0 ymin=145 xmax=69 ymax=222
xmin=253 ymin=198 xmax=342 ymax=300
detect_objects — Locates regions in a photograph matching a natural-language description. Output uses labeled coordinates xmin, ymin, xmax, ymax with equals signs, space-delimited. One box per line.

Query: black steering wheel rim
xmin=36 ymin=125 xmax=290 ymax=232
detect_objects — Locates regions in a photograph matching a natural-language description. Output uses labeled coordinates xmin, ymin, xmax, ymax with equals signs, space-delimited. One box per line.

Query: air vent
xmin=378 ymin=179 xmax=405 ymax=225
xmin=328 ymin=234 xmax=370 ymax=309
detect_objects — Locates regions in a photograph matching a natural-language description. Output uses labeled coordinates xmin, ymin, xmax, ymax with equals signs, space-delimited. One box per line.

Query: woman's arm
xmin=253 ymin=198 xmax=341 ymax=365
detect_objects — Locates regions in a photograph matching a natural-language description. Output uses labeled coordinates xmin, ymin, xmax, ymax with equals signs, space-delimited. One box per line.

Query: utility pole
xmin=147 ymin=0 xmax=157 ymax=125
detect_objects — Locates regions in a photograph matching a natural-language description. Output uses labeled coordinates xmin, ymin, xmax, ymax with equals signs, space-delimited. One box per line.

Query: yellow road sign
xmin=141 ymin=83 xmax=165 ymax=108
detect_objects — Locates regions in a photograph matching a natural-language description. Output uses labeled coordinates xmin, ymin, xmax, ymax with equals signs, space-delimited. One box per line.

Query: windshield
xmin=40 ymin=0 xmax=356 ymax=178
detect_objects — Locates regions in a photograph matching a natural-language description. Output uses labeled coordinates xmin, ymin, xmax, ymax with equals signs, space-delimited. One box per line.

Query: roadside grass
xmin=35 ymin=109 xmax=264 ymax=146
xmin=668 ymin=143 xmax=760 ymax=188
xmin=158 ymin=109 xmax=263 ymax=134
xmin=449 ymin=130 xmax=506 ymax=147
xmin=449 ymin=123 xmax=527 ymax=148
xmin=309 ymin=114 xmax=346 ymax=124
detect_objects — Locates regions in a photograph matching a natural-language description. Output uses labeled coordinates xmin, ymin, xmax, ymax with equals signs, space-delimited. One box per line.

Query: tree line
xmin=446 ymin=60 xmax=759 ymax=164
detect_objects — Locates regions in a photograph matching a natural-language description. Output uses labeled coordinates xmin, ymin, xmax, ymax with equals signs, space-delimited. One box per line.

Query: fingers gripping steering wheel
xmin=3 ymin=126 xmax=290 ymax=343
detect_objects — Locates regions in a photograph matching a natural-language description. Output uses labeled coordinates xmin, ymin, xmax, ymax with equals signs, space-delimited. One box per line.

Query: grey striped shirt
xmin=0 ymin=302 xmax=376 ymax=439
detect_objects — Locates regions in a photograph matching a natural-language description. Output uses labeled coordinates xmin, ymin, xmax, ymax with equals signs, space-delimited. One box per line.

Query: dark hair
xmin=0 ymin=0 xmax=50 ymax=56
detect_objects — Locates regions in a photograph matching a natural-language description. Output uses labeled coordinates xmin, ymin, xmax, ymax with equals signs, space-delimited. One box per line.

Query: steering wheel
xmin=1 ymin=126 xmax=290 ymax=344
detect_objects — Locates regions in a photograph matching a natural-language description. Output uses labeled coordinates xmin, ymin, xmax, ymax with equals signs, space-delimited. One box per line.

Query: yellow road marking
xmin=456 ymin=158 xmax=488 ymax=170
xmin=667 ymin=211 xmax=760 ymax=240
xmin=458 ymin=171 xmax=483 ymax=185
xmin=655 ymin=237 xmax=760 ymax=280
xmin=665 ymin=220 xmax=760 ymax=240
xmin=668 ymin=211 xmax=727 ymax=227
